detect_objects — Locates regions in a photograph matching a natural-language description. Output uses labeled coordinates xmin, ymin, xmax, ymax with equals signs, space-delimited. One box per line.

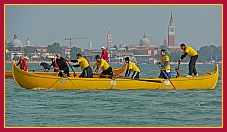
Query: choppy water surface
xmin=5 ymin=63 xmax=222 ymax=127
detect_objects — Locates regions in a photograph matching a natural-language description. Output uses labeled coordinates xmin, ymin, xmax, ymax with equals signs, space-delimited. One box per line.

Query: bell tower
xmin=88 ymin=40 xmax=92 ymax=50
xmin=168 ymin=12 xmax=175 ymax=47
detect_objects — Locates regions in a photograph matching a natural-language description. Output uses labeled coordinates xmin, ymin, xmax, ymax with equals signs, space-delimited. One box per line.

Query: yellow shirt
xmin=183 ymin=46 xmax=198 ymax=57
xmin=94 ymin=59 xmax=110 ymax=70
xmin=77 ymin=57 xmax=89 ymax=70
xmin=160 ymin=55 xmax=171 ymax=70
xmin=128 ymin=61 xmax=140 ymax=72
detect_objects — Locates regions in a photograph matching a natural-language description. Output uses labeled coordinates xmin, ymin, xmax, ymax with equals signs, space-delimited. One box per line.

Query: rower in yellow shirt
xmin=69 ymin=53 xmax=93 ymax=78
xmin=124 ymin=57 xmax=140 ymax=79
xmin=157 ymin=49 xmax=171 ymax=79
xmin=178 ymin=43 xmax=198 ymax=77
xmin=92 ymin=55 xmax=113 ymax=78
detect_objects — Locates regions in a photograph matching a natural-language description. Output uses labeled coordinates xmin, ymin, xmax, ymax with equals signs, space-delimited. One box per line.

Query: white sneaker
xmin=196 ymin=73 xmax=199 ymax=76
xmin=186 ymin=75 xmax=192 ymax=77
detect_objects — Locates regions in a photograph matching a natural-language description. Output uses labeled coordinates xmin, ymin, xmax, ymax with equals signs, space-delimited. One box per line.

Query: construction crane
xmin=65 ymin=37 xmax=91 ymax=48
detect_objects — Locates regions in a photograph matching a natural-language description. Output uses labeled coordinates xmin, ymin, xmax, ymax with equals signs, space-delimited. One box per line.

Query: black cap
xmin=180 ymin=43 xmax=186 ymax=47
xmin=51 ymin=58 xmax=54 ymax=61
xmin=125 ymin=57 xmax=130 ymax=61
xmin=161 ymin=49 xmax=166 ymax=52
xmin=76 ymin=53 xmax=82 ymax=57
xmin=95 ymin=55 xmax=101 ymax=59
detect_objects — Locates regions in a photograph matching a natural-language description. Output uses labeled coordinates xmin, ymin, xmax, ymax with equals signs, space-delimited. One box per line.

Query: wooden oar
xmin=29 ymin=67 xmax=54 ymax=72
xmin=175 ymin=62 xmax=181 ymax=78
xmin=120 ymin=76 xmax=162 ymax=83
xmin=66 ymin=61 xmax=77 ymax=77
xmin=157 ymin=64 xmax=176 ymax=89
xmin=137 ymin=79 xmax=162 ymax=83
xmin=28 ymin=69 xmax=45 ymax=72
xmin=93 ymin=73 xmax=112 ymax=78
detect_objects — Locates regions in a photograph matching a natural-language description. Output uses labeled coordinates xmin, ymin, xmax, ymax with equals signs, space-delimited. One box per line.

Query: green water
xmin=5 ymin=63 xmax=222 ymax=127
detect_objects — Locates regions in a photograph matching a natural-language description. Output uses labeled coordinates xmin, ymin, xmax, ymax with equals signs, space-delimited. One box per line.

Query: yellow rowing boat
xmin=12 ymin=61 xmax=219 ymax=90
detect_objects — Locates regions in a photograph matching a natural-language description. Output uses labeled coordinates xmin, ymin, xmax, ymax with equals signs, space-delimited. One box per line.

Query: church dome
xmin=9 ymin=33 xmax=23 ymax=47
xmin=139 ymin=33 xmax=150 ymax=47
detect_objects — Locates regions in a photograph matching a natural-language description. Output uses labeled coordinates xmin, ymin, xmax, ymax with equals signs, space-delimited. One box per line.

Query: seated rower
xmin=124 ymin=57 xmax=140 ymax=79
xmin=50 ymin=58 xmax=59 ymax=72
xmin=92 ymin=55 xmax=113 ymax=78
xmin=69 ymin=53 xmax=93 ymax=78
xmin=40 ymin=62 xmax=50 ymax=72
xmin=56 ymin=53 xmax=70 ymax=77
xmin=16 ymin=56 xmax=28 ymax=72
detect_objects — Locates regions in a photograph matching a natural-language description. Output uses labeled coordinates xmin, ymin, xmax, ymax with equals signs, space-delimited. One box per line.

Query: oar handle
xmin=66 ymin=61 xmax=77 ymax=77
xmin=177 ymin=61 xmax=180 ymax=70
xmin=156 ymin=64 xmax=176 ymax=89
xmin=158 ymin=65 xmax=169 ymax=79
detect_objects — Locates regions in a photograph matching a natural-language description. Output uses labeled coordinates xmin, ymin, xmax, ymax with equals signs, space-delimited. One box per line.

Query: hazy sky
xmin=5 ymin=5 xmax=222 ymax=50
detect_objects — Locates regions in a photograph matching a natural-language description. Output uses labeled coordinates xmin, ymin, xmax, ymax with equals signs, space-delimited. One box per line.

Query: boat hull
xmin=12 ymin=61 xmax=219 ymax=90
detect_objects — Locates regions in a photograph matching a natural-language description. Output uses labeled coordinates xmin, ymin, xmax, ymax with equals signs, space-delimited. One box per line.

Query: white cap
xmin=101 ymin=46 xmax=106 ymax=49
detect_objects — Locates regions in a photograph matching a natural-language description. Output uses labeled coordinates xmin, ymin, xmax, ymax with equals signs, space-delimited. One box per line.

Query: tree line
xmin=6 ymin=42 xmax=83 ymax=61
xmin=6 ymin=42 xmax=222 ymax=63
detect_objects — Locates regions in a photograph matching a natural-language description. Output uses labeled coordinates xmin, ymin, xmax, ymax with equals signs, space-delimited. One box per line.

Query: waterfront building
xmin=139 ymin=33 xmax=151 ymax=48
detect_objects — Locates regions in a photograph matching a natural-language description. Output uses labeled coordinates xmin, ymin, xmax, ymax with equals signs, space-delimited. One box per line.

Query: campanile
xmin=168 ymin=12 xmax=175 ymax=47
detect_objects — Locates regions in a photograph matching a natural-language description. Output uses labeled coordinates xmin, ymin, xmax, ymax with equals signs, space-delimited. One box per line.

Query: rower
xmin=178 ymin=43 xmax=198 ymax=77
xmin=40 ymin=62 xmax=50 ymax=72
xmin=92 ymin=55 xmax=113 ymax=78
xmin=157 ymin=49 xmax=171 ymax=79
xmin=124 ymin=57 xmax=140 ymax=79
xmin=50 ymin=58 xmax=59 ymax=72
xmin=68 ymin=53 xmax=93 ymax=78
xmin=56 ymin=53 xmax=70 ymax=77
xmin=16 ymin=56 xmax=28 ymax=72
